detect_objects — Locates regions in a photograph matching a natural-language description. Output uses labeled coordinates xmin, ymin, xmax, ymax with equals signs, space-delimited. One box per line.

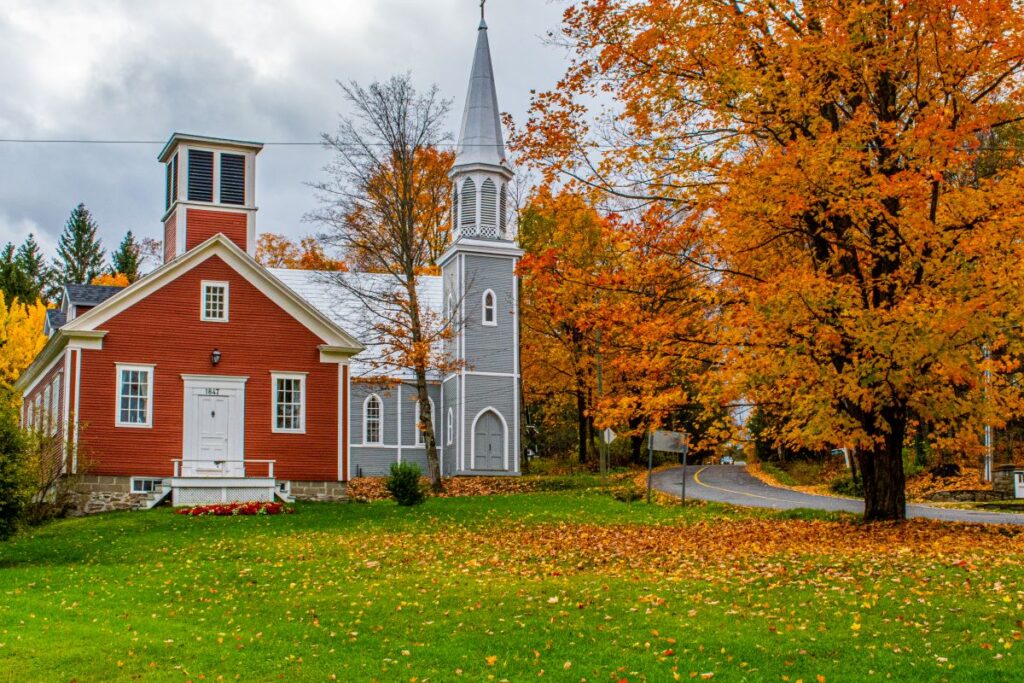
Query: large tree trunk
xmin=857 ymin=411 xmax=907 ymax=521
xmin=628 ymin=415 xmax=644 ymax=465
xmin=414 ymin=371 xmax=442 ymax=492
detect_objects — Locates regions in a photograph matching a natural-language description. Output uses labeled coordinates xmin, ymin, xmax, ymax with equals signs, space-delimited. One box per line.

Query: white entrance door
xmin=182 ymin=376 xmax=247 ymax=477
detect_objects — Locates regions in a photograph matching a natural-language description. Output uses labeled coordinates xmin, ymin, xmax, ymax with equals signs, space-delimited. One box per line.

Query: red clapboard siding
xmin=163 ymin=213 xmax=177 ymax=263
xmin=186 ymin=208 xmax=247 ymax=252
xmin=75 ymin=255 xmax=340 ymax=481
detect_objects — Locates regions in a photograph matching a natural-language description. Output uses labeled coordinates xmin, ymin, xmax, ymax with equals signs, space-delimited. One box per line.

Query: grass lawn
xmin=2 ymin=491 xmax=1023 ymax=682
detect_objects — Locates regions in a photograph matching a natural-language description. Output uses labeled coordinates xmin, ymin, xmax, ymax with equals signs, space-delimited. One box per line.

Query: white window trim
xmin=115 ymin=363 xmax=155 ymax=428
xmin=363 ymin=393 xmax=383 ymax=444
xmin=200 ymin=280 xmax=230 ymax=322
xmin=414 ymin=397 xmax=436 ymax=446
xmin=482 ymin=289 xmax=497 ymax=327
xmin=271 ymin=371 xmax=306 ymax=434
xmin=130 ymin=477 xmax=164 ymax=494
xmin=446 ymin=407 xmax=454 ymax=446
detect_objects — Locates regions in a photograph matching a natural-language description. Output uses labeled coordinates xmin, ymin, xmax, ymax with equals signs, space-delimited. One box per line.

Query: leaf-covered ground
xmin=1 ymin=491 xmax=1022 ymax=682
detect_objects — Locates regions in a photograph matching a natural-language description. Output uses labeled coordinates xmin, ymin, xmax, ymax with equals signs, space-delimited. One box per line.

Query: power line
xmin=0 ymin=138 xmax=506 ymax=147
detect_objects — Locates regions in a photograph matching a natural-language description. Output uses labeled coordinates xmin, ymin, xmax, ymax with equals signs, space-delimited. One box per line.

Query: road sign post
xmin=681 ymin=445 xmax=688 ymax=504
xmin=646 ymin=431 xmax=654 ymax=504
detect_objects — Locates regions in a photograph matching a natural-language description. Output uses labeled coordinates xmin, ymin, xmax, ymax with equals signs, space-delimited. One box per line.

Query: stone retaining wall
xmin=926 ymin=489 xmax=1006 ymax=503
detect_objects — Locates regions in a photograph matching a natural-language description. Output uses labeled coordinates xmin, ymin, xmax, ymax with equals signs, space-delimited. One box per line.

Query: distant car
xmin=720 ymin=455 xmax=734 ymax=465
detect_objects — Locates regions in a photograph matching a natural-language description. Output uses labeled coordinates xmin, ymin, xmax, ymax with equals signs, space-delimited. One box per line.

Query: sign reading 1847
xmin=203 ymin=388 xmax=221 ymax=396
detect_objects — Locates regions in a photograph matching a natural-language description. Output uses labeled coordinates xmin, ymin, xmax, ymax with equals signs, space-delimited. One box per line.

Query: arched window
xmin=482 ymin=289 xmax=497 ymax=326
xmin=446 ymin=407 xmax=454 ymax=446
xmin=446 ymin=292 xmax=455 ymax=321
xmin=364 ymin=394 xmax=382 ymax=444
xmin=460 ymin=178 xmax=476 ymax=231
xmin=499 ymin=183 xmax=508 ymax=237
xmin=415 ymin=398 xmax=436 ymax=446
xmin=480 ymin=179 xmax=497 ymax=237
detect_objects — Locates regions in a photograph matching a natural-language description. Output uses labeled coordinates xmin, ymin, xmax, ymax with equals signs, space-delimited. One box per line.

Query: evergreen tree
xmin=54 ymin=203 xmax=105 ymax=285
xmin=0 ymin=244 xmax=33 ymax=304
xmin=111 ymin=230 xmax=141 ymax=283
xmin=14 ymin=234 xmax=51 ymax=302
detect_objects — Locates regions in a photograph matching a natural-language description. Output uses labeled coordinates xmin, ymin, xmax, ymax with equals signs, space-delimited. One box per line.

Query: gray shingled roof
xmin=64 ymin=284 xmax=126 ymax=306
xmin=45 ymin=308 xmax=67 ymax=331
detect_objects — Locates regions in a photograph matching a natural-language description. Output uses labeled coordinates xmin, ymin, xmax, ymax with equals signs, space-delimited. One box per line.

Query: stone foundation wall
xmin=73 ymin=475 xmax=146 ymax=514
xmin=289 ymin=480 xmax=348 ymax=502
xmin=993 ymin=465 xmax=1022 ymax=498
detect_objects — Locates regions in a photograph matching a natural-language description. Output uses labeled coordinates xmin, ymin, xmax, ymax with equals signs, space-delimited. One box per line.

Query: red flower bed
xmin=175 ymin=501 xmax=294 ymax=517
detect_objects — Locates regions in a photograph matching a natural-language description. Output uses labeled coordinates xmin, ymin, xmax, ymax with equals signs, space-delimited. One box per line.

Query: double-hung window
xmin=272 ymin=373 xmax=306 ymax=433
xmin=116 ymin=364 xmax=154 ymax=428
xmin=201 ymin=281 xmax=229 ymax=322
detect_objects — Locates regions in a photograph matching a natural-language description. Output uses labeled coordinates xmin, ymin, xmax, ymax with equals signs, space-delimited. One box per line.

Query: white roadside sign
xmin=602 ymin=428 xmax=617 ymax=445
xmin=651 ymin=430 xmax=688 ymax=454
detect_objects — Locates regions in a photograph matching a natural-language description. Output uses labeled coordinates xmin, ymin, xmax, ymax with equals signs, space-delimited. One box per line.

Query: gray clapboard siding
xmin=461 ymin=255 xmax=516 ymax=375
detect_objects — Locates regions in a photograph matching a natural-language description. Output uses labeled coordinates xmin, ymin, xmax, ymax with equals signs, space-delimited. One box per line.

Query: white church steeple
xmin=449 ymin=6 xmax=515 ymax=243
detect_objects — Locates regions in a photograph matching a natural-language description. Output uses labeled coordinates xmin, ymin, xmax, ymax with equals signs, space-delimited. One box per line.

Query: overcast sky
xmin=0 ymin=0 xmax=568 ymax=261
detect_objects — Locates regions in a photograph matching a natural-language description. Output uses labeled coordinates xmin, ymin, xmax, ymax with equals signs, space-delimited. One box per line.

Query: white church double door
xmin=181 ymin=376 xmax=246 ymax=477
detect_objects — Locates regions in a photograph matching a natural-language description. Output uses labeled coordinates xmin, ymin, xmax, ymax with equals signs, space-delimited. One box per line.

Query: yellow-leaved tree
xmin=0 ymin=293 xmax=48 ymax=401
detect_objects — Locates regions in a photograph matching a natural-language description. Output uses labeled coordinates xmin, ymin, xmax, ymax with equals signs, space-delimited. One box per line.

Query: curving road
xmin=652 ymin=464 xmax=1024 ymax=525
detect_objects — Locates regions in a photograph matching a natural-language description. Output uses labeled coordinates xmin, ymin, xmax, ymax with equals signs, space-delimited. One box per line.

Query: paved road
xmin=652 ymin=464 xmax=1024 ymax=525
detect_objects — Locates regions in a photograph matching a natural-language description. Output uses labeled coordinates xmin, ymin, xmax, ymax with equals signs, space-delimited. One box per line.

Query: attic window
xmin=201 ymin=281 xmax=229 ymax=322
xmin=220 ymin=153 xmax=246 ymax=205
xmin=187 ymin=149 xmax=214 ymax=202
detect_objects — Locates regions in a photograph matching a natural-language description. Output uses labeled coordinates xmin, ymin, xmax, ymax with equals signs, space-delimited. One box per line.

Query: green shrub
xmin=386 ymin=462 xmax=427 ymax=506
xmin=760 ymin=462 xmax=798 ymax=487
xmin=611 ymin=483 xmax=644 ymax=503
xmin=0 ymin=404 xmax=30 ymax=540
xmin=830 ymin=475 xmax=864 ymax=497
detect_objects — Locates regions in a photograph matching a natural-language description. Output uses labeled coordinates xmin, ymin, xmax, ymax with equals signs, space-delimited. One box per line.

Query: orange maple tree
xmin=518 ymin=186 xmax=724 ymax=465
xmin=517 ymin=0 xmax=1024 ymax=520
xmin=255 ymin=233 xmax=346 ymax=271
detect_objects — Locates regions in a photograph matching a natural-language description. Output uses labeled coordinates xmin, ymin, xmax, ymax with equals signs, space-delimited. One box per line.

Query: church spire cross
xmin=480 ymin=0 xmax=485 ymax=21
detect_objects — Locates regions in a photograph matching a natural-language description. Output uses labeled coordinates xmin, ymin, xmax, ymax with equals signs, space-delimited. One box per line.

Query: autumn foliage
xmin=0 ymin=294 xmax=47 ymax=400
xmin=255 ymin=233 xmax=347 ymax=271
xmin=90 ymin=272 xmax=130 ymax=287
xmin=516 ymin=0 xmax=1024 ymax=520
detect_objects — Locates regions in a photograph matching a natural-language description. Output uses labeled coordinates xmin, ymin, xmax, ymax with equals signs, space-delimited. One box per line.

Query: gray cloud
xmin=0 ymin=0 xmax=567 ymax=260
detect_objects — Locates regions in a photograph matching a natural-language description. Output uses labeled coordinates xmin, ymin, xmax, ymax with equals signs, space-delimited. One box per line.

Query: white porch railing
xmin=172 ymin=459 xmax=276 ymax=479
